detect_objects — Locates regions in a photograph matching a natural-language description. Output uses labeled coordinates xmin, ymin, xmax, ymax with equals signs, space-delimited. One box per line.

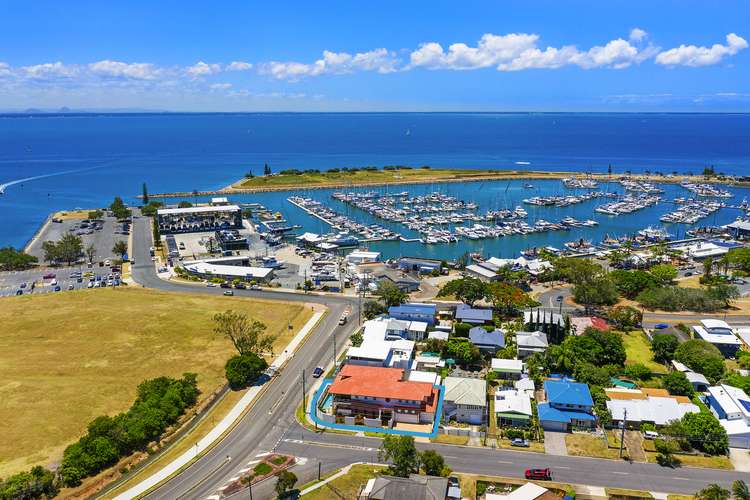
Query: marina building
xmin=157 ymin=204 xmax=242 ymax=234
xmin=181 ymin=256 xmax=274 ymax=282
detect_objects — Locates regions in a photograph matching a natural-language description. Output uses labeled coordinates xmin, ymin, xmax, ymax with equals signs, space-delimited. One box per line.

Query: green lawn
xmin=565 ymin=433 xmax=621 ymax=459
xmin=302 ymin=464 xmax=386 ymax=499
xmin=0 ymin=287 xmax=312 ymax=477
xmin=621 ymin=331 xmax=668 ymax=374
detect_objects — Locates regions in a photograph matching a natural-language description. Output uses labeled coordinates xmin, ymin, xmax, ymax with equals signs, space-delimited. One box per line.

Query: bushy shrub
xmin=225 ymin=353 xmax=268 ymax=390
xmin=674 ymin=339 xmax=725 ymax=382
xmin=636 ymin=286 xmax=723 ymax=312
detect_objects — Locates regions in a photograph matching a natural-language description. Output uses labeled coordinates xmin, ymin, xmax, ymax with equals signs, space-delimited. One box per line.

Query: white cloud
xmin=186 ymin=61 xmax=221 ymax=77
xmin=89 ymin=60 xmax=162 ymax=80
xmin=226 ymin=61 xmax=253 ymax=71
xmin=21 ymin=61 xmax=78 ymax=79
xmin=411 ymin=32 xmax=652 ymax=72
xmin=261 ymin=48 xmax=397 ymax=80
xmin=210 ymin=82 xmax=232 ymax=90
xmin=655 ymin=33 xmax=748 ymax=67
xmin=629 ymin=28 xmax=647 ymax=43
xmin=0 ymin=62 xmax=11 ymax=77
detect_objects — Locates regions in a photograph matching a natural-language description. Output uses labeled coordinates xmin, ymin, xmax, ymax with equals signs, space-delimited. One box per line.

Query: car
xmin=654 ymin=323 xmax=669 ymax=330
xmin=113 ymin=279 xmax=120 ymax=286
xmin=68 ymin=284 xmax=75 ymax=290
xmin=96 ymin=275 xmax=102 ymax=281
xmin=50 ymin=279 xmax=58 ymax=286
xmin=43 ymin=273 xmax=56 ymax=279
xmin=511 ymin=438 xmax=530 ymax=447
xmin=643 ymin=430 xmax=660 ymax=440
xmin=219 ymin=282 xmax=231 ymax=288
xmin=525 ymin=468 xmax=551 ymax=480
xmin=87 ymin=281 xmax=94 ymax=288
xmin=312 ymin=366 xmax=324 ymax=378
xmin=104 ymin=259 xmax=111 ymax=266
xmin=107 ymin=280 xmax=114 ymax=286
xmin=684 ymin=271 xmax=693 ymax=277
xmin=734 ymin=278 xmax=747 ymax=285
xmin=53 ymin=285 xmax=61 ymax=292
xmin=19 ymin=282 xmax=26 ymax=288
xmin=77 ymin=277 xmax=83 ymax=283
xmin=250 ymin=284 xmax=261 ymax=290
xmin=223 ymin=290 xmax=234 ymax=296
xmin=207 ymin=283 xmax=218 ymax=288
xmin=15 ymin=289 xmax=23 ymax=295
xmin=235 ymin=283 xmax=247 ymax=289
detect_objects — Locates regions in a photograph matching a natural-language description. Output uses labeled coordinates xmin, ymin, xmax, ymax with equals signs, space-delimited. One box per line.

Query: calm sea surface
xmin=1 ymin=112 xmax=749 ymax=256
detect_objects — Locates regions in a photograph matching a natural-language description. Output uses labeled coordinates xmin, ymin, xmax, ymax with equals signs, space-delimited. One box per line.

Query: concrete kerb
xmin=308 ymin=379 xmax=445 ymax=439
xmin=113 ymin=309 xmax=327 ymax=499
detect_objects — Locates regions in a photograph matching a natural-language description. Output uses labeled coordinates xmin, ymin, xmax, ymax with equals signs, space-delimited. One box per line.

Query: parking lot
xmin=26 ymin=213 xmax=130 ymax=264
xmin=0 ymin=264 xmax=124 ymax=297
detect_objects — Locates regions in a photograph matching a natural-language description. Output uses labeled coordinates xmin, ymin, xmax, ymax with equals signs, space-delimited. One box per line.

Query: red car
xmin=43 ymin=273 xmax=56 ymax=279
xmin=525 ymin=468 xmax=552 ymax=480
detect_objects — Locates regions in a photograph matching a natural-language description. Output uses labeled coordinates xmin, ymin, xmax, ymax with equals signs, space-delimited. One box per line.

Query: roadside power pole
xmin=318 ymin=461 xmax=321 ymax=481
xmin=619 ymin=408 xmax=627 ymax=458
xmin=301 ymin=369 xmax=307 ymax=417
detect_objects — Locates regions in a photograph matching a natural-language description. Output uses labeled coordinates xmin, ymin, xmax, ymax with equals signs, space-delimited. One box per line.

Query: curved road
xmin=126 ymin=216 xmax=749 ymax=499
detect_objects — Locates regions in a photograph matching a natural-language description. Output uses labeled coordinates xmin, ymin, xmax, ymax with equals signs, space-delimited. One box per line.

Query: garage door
xmin=395 ymin=412 xmax=419 ymax=424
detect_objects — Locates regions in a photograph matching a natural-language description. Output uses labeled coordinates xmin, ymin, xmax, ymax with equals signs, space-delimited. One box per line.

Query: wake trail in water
xmin=0 ymin=164 xmax=110 ymax=194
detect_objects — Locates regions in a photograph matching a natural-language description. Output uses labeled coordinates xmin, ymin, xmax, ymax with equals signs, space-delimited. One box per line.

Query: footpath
xmin=112 ymin=310 xmax=325 ymax=500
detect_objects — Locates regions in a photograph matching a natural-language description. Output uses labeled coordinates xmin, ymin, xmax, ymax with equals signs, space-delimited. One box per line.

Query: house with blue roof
xmin=388 ymin=303 xmax=437 ymax=326
xmin=468 ymin=326 xmax=505 ymax=353
xmin=538 ymin=379 xmax=596 ymax=432
xmin=455 ymin=303 xmax=493 ymax=325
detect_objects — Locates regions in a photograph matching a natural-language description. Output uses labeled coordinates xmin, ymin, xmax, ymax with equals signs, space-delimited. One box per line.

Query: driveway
xmin=730 ymin=447 xmax=750 ymax=472
xmin=544 ymin=431 xmax=568 ymax=456
xmin=624 ymin=430 xmax=647 ymax=462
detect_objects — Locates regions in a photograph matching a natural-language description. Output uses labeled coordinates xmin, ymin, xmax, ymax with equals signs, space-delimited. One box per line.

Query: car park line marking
xmin=612 ymin=472 xmax=628 ymax=475
xmin=497 ymin=460 xmax=514 ymax=464
xmin=673 ymin=477 xmax=690 ymax=481
xmin=556 ymin=466 xmax=570 ymax=469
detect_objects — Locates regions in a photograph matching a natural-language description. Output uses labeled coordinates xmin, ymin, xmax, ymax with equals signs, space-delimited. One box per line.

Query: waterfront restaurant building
xmin=327 ymin=364 xmax=439 ymax=425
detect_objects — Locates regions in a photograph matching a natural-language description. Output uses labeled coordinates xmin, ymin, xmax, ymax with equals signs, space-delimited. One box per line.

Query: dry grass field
xmin=0 ymin=287 xmax=312 ymax=476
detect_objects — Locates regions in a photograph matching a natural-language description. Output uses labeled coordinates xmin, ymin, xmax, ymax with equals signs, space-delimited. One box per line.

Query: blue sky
xmin=1 ymin=0 xmax=749 ymax=111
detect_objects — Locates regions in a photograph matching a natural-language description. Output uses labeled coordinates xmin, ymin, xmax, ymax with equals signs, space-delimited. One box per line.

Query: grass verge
xmin=430 ymin=434 xmax=469 ymax=446
xmin=301 ymin=464 xmax=386 ymax=499
xmin=565 ymin=433 xmax=621 ymax=460
xmin=644 ymin=452 xmax=733 ymax=470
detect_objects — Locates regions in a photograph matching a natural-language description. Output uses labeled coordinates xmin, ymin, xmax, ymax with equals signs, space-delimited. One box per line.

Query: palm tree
xmin=695 ymin=483 xmax=729 ymax=500
xmin=733 ymin=480 xmax=750 ymax=500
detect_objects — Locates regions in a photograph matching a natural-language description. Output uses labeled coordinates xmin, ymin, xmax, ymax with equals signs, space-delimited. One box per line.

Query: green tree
xmin=649 ymin=263 xmax=678 ymax=285
xmin=572 ymin=276 xmax=619 ymax=312
xmin=681 ymin=412 xmax=728 ymax=455
xmin=661 ymin=371 xmax=694 ymax=397
xmin=732 ymin=480 xmax=750 ymax=500
xmin=110 ymin=196 xmax=131 ymax=220
xmin=420 ymin=449 xmax=450 ymax=477
xmin=608 ymin=305 xmax=642 ymax=331
xmin=225 ymin=353 xmax=268 ymax=389
xmin=675 ymin=339 xmax=725 ymax=382
xmin=707 ymin=283 xmax=740 ymax=307
xmin=695 ymin=484 xmax=729 ymax=500
xmin=88 ymin=209 xmax=104 ymax=220
xmin=623 ymin=363 xmax=652 ymax=381
xmin=177 ymin=201 xmax=193 ymax=208
xmin=42 ymin=233 xmax=83 ymax=265
xmin=363 ymin=300 xmax=387 ymax=319
xmin=213 ymin=310 xmax=277 ymax=357
xmin=444 ymin=338 xmax=481 ymax=366
xmin=376 ymin=280 xmax=408 ymax=307
xmin=0 ymin=465 xmax=59 ymax=499
xmin=379 ymin=435 xmax=420 ymax=477
xmin=112 ymin=240 xmax=128 ymax=259
xmin=152 ymin=219 xmax=161 ymax=248
xmin=610 ymin=269 xmax=659 ymax=299
xmin=651 ymin=334 xmax=678 ymax=363
xmin=437 ymin=277 xmax=487 ymax=306
xmin=274 ymin=470 xmax=297 ymax=498
xmin=350 ymin=329 xmax=364 ymax=347
xmin=0 ymin=246 xmax=37 ymax=271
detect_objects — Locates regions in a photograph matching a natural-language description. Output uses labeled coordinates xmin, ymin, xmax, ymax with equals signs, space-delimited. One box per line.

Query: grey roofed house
xmin=469 ymin=326 xmax=506 ymax=351
xmin=455 ymin=303 xmax=493 ymax=324
xmin=685 ymin=371 xmax=710 ymax=391
xmin=359 ymin=474 xmax=449 ymax=500
xmin=516 ymin=330 xmax=549 ymax=359
xmin=374 ymin=269 xmax=421 ymax=292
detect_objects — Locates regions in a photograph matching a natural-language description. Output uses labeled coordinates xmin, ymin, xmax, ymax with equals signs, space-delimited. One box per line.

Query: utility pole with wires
xmin=619 ymin=408 xmax=627 ymax=458
xmin=301 ymin=369 xmax=307 ymax=418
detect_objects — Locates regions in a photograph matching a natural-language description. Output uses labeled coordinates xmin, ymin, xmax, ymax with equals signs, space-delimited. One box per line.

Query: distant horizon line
xmin=2 ymin=110 xmax=750 ymax=116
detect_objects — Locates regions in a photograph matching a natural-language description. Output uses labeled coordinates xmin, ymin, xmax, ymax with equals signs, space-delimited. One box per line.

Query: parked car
xmin=87 ymin=282 xmax=94 ymax=288
xmin=223 ymin=290 xmax=234 ymax=296
xmin=685 ymin=271 xmax=693 ymax=276
xmin=19 ymin=282 xmax=26 ymax=288
xmin=511 ymin=438 xmax=530 ymax=447
xmin=43 ymin=273 xmax=56 ymax=279
xmin=15 ymin=289 xmax=23 ymax=295
xmin=207 ymin=283 xmax=218 ymax=288
xmin=68 ymin=284 xmax=75 ymax=290
xmin=235 ymin=282 xmax=247 ymax=289
xmin=77 ymin=277 xmax=83 ymax=283
xmin=312 ymin=366 xmax=324 ymax=378
xmin=219 ymin=282 xmax=231 ymax=288
xmin=250 ymin=284 xmax=261 ymax=290
xmin=525 ymin=468 xmax=551 ymax=480
xmin=734 ymin=278 xmax=747 ymax=285
xmin=643 ymin=430 xmax=660 ymax=440
xmin=53 ymin=285 xmax=61 ymax=292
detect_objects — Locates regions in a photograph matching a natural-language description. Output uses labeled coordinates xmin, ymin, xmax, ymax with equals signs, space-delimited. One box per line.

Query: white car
xmin=206 ymin=283 xmax=218 ymax=288
xmin=87 ymin=281 xmax=94 ymax=288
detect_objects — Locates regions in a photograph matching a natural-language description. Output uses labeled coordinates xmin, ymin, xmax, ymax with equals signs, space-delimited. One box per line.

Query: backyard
xmin=621 ymin=330 xmax=668 ymax=374
xmin=0 ymin=287 xmax=312 ymax=476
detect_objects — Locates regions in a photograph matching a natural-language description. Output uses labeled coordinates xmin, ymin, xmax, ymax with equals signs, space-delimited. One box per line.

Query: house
xmin=345 ymin=319 xmax=415 ymax=369
xmin=346 ymin=250 xmax=381 ymax=264
xmin=486 ymin=482 xmax=557 ymax=500
xmin=691 ymin=319 xmax=741 ymax=357
xmin=364 ymin=316 xmax=429 ymax=342
xmin=375 ymin=269 xmax=421 ymax=293
xmin=428 ymin=330 xmax=449 ymax=341
xmin=414 ymin=352 xmax=445 ymax=372
xmin=606 ymin=388 xmax=699 ymax=428
xmin=327 ymin=365 xmax=439 ymax=425
xmin=484 ymin=256 xmax=552 ymax=277
xmin=570 ymin=316 xmax=609 ymax=336
xmin=685 ymin=371 xmax=710 ymax=392
xmin=515 ymin=377 xmax=536 ymax=398
xmin=182 ymin=258 xmax=275 ymax=282
xmin=455 ymin=303 xmax=493 ymax=324
xmin=494 ymin=388 xmax=533 ymax=427
xmin=491 ymin=358 xmax=525 ymax=381
xmin=358 ymin=474 xmax=450 ymax=500
xmin=296 ymin=232 xmax=323 ymax=247
xmin=516 ymin=331 xmax=549 ymax=359
xmin=466 ymin=263 xmax=500 ymax=282
xmin=469 ymin=327 xmax=506 ymax=353
xmin=443 ymin=376 xmax=487 ymax=424
xmin=707 ymin=384 xmax=750 ymax=448
xmin=389 ymin=303 xmax=437 ymax=326
xmin=538 ymin=379 xmax=596 ymax=431
xmin=408 ymin=370 xmax=441 ymax=385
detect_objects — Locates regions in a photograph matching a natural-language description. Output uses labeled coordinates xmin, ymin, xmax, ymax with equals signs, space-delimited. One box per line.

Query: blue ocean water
xmin=1 ymin=112 xmax=749 ymax=253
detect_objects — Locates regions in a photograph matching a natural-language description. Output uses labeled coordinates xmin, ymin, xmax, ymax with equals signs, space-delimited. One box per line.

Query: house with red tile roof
xmin=328 ymin=364 xmax=439 ymax=425
xmin=570 ymin=316 xmax=609 ymax=336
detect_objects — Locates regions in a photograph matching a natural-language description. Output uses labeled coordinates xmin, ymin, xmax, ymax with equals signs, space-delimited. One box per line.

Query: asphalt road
xmin=125 ymin=216 xmax=750 ymax=499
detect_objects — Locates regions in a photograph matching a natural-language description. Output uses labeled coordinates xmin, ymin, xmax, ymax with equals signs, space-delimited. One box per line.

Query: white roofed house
xmin=707 ymin=384 xmax=750 ymax=448
xmin=691 ymin=319 xmax=741 ymax=358
xmin=443 ymin=376 xmax=487 ymax=425
xmin=606 ymin=394 xmax=699 ymax=429
xmin=491 ymin=358 xmax=525 ymax=381
xmin=494 ymin=388 xmax=533 ymax=428
xmin=345 ymin=318 xmax=415 ymax=370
